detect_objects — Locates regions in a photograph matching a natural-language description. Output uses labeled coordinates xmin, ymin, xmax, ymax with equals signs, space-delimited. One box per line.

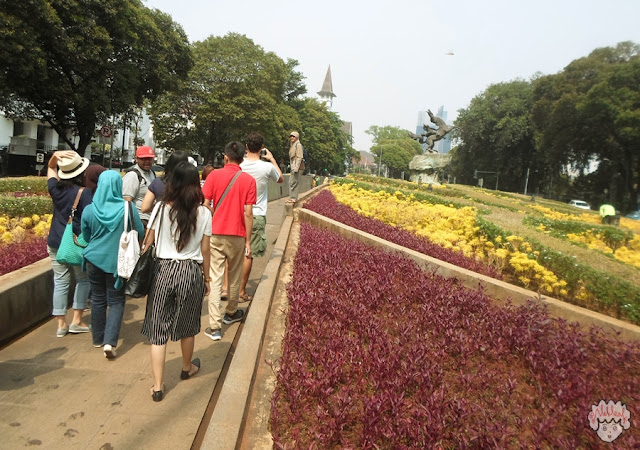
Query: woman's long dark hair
xmin=162 ymin=161 xmax=204 ymax=252
xmin=162 ymin=151 xmax=189 ymax=181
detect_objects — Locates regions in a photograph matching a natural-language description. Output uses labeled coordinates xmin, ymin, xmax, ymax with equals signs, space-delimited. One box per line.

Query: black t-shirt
xmin=47 ymin=178 xmax=93 ymax=249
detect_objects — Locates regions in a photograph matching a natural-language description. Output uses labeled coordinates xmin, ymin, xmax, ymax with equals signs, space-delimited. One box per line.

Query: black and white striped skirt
xmin=141 ymin=259 xmax=205 ymax=345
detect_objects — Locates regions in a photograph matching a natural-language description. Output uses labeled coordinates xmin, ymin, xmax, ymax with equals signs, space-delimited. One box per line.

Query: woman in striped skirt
xmin=141 ymin=161 xmax=212 ymax=402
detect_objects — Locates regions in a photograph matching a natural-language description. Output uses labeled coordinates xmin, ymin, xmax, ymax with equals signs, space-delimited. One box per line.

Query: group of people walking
xmin=47 ymin=130 xmax=294 ymax=402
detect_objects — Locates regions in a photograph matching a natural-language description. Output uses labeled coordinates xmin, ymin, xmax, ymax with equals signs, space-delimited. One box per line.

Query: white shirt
xmin=149 ymin=203 xmax=212 ymax=262
xmin=239 ymin=159 xmax=280 ymax=216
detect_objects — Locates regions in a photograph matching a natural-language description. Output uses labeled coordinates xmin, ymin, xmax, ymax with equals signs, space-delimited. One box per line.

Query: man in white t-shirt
xmin=238 ymin=132 xmax=283 ymax=301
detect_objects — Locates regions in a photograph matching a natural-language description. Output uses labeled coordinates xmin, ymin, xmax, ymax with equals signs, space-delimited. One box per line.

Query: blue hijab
xmin=92 ymin=171 xmax=125 ymax=231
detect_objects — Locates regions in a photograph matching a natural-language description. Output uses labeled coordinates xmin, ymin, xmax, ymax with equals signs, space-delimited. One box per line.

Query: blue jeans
xmin=86 ymin=261 xmax=125 ymax=347
xmin=48 ymin=246 xmax=90 ymax=316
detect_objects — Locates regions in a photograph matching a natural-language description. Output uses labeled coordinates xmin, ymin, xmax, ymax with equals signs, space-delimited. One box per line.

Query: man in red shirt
xmin=202 ymin=141 xmax=257 ymax=341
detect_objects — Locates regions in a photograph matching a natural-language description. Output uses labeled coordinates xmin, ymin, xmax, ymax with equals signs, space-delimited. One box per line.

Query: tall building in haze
xmin=434 ymin=105 xmax=452 ymax=154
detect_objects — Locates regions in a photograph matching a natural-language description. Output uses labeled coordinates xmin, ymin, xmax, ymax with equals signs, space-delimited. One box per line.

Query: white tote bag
xmin=117 ymin=201 xmax=140 ymax=279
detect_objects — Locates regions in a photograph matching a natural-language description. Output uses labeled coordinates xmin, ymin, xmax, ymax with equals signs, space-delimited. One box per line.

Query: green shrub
xmin=524 ymin=216 xmax=633 ymax=250
xmin=0 ymin=195 xmax=53 ymax=216
xmin=0 ymin=177 xmax=49 ymax=194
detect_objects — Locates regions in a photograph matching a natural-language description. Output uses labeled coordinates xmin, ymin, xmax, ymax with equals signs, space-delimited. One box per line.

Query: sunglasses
xmin=290 ymin=135 xmax=296 ymax=138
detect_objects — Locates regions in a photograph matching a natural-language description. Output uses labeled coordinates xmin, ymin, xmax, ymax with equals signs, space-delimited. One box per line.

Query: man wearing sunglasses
xmin=287 ymin=131 xmax=304 ymax=204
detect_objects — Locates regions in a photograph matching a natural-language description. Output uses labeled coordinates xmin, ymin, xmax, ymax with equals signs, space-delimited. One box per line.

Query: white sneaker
xmin=103 ymin=344 xmax=117 ymax=359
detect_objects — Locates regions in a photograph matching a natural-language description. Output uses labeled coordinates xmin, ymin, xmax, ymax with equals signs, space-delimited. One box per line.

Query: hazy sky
xmin=144 ymin=0 xmax=640 ymax=152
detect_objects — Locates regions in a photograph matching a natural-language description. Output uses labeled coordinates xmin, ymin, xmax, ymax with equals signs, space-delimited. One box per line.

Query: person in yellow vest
xmin=599 ymin=204 xmax=616 ymax=224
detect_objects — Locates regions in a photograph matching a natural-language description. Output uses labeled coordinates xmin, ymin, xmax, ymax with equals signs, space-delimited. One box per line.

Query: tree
xmin=532 ymin=41 xmax=640 ymax=208
xmin=366 ymin=125 xmax=428 ymax=178
xmin=150 ymin=33 xmax=306 ymax=164
xmin=0 ymin=0 xmax=192 ymax=154
xmin=296 ymin=98 xmax=355 ymax=175
xmin=452 ymin=79 xmax=538 ymax=192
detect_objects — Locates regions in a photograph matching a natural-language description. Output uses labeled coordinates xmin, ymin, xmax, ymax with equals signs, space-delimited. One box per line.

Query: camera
xmin=260 ymin=149 xmax=267 ymax=156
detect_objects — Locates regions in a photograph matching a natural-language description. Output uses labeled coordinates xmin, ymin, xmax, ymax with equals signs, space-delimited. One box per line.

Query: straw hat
xmin=57 ymin=153 xmax=90 ymax=179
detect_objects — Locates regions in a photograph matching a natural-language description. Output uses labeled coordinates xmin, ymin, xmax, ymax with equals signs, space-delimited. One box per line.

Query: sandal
xmin=285 ymin=199 xmax=296 ymax=204
xmin=239 ymin=293 xmax=253 ymax=303
xmin=180 ymin=358 xmax=200 ymax=380
xmin=150 ymin=384 xmax=165 ymax=402
xmin=220 ymin=290 xmax=228 ymax=300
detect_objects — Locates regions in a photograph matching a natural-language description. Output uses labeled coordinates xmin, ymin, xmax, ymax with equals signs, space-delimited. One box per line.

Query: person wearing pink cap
xmin=123 ymin=145 xmax=157 ymax=226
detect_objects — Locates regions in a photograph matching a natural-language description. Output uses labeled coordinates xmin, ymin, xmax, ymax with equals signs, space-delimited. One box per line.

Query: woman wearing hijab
xmin=83 ymin=163 xmax=106 ymax=194
xmin=47 ymin=150 xmax=92 ymax=338
xmin=141 ymin=162 xmax=212 ymax=401
xmin=81 ymin=171 xmax=144 ymax=359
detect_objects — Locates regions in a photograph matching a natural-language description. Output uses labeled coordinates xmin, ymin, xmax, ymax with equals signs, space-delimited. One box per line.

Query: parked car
xmin=625 ymin=210 xmax=640 ymax=220
xmin=569 ymin=199 xmax=591 ymax=210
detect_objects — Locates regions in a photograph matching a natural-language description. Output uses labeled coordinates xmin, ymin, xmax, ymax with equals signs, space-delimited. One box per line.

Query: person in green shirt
xmin=599 ymin=204 xmax=616 ymax=224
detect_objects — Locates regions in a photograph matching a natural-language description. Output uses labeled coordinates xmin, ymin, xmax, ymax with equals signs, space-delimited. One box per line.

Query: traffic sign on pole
xmin=100 ymin=126 xmax=112 ymax=138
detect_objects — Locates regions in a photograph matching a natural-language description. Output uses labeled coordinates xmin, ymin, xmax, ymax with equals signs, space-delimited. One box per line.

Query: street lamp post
xmin=378 ymin=148 xmax=383 ymax=177
xmin=524 ymin=167 xmax=530 ymax=196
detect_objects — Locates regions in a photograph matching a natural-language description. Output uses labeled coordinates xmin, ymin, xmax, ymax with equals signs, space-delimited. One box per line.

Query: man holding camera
xmin=238 ymin=132 xmax=283 ymax=302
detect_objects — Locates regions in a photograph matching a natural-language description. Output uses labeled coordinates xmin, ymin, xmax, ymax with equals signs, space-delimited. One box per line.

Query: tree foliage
xmin=297 ymin=98 xmax=355 ymax=175
xmin=150 ymin=33 xmax=307 ymax=164
xmin=451 ymin=80 xmax=538 ymax=192
xmin=532 ymin=41 xmax=640 ymax=209
xmin=451 ymin=41 xmax=640 ymax=209
xmin=366 ymin=125 xmax=430 ymax=179
xmin=0 ymin=0 xmax=192 ymax=154
xmin=150 ymin=32 xmax=354 ymax=173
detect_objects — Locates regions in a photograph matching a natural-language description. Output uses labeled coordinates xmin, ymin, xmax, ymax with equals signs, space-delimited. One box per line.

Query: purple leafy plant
xmin=304 ymin=189 xmax=501 ymax=278
xmin=270 ymin=223 xmax=640 ymax=447
xmin=0 ymin=238 xmax=48 ymax=276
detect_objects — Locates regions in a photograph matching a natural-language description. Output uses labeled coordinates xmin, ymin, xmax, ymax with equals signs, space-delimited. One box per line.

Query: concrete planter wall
xmin=0 ymin=259 xmax=54 ymax=345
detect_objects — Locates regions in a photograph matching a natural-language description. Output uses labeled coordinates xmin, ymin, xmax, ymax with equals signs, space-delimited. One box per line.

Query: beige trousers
xmin=207 ymin=234 xmax=245 ymax=330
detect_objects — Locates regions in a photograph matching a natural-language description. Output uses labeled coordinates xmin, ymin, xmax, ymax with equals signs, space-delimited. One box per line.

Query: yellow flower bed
xmin=330 ymin=184 xmax=568 ymax=296
xmin=0 ymin=213 xmax=52 ymax=245
xmin=530 ymin=204 xmax=601 ymax=225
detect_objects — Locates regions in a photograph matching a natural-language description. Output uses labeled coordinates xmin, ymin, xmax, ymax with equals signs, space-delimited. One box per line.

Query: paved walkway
xmin=0 ymin=195 xmax=295 ymax=449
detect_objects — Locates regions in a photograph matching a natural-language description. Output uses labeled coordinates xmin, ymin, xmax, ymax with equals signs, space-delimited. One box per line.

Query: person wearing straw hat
xmin=46 ymin=150 xmax=92 ymax=338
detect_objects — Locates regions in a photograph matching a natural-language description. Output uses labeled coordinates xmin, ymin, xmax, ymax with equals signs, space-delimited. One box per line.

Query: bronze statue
xmin=409 ymin=109 xmax=455 ymax=153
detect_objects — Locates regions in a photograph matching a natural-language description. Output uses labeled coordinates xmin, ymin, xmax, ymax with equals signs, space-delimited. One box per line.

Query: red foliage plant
xmin=304 ymin=189 xmax=501 ymax=279
xmin=0 ymin=238 xmax=48 ymax=276
xmin=270 ymin=223 xmax=640 ymax=448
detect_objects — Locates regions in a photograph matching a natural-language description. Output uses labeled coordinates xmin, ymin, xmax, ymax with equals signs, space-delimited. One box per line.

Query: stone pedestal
xmin=409 ymin=153 xmax=452 ymax=185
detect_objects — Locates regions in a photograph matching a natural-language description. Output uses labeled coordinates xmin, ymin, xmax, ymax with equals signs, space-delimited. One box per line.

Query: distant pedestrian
xmin=201 ymin=141 xmax=256 ymax=341
xmin=141 ymin=162 xmax=212 ymax=402
xmin=47 ymin=150 xmax=92 ymax=338
xmin=82 ymin=171 xmax=144 ymax=359
xmin=286 ymin=131 xmax=304 ymax=204
xmin=201 ymin=165 xmax=215 ymax=188
xmin=238 ymin=132 xmax=283 ymax=301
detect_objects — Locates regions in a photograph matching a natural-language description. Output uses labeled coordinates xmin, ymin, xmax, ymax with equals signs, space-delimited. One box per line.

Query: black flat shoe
xmin=180 ymin=358 xmax=200 ymax=380
xmin=151 ymin=385 xmax=164 ymax=402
